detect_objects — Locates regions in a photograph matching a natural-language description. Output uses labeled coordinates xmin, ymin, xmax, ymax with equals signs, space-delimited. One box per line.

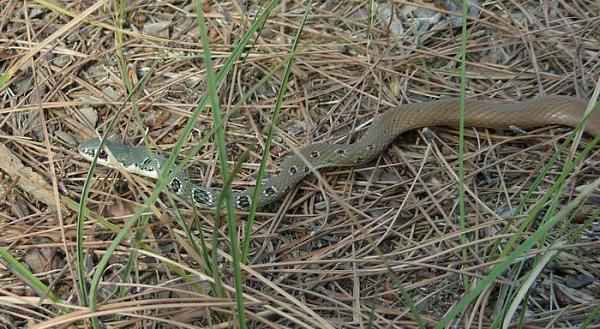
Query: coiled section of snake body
xmin=78 ymin=95 xmax=599 ymax=210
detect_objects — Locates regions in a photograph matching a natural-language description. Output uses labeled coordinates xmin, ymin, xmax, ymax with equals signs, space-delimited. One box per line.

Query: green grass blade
xmin=242 ymin=0 xmax=312 ymax=263
xmin=76 ymin=59 xmax=159 ymax=314
xmin=0 ymin=246 xmax=62 ymax=304
xmin=457 ymin=0 xmax=470 ymax=289
xmin=435 ymin=175 xmax=600 ymax=328
xmin=193 ymin=0 xmax=254 ymax=325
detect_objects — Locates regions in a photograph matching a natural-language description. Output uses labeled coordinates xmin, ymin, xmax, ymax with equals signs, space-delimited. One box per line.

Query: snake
xmin=78 ymin=95 xmax=600 ymax=210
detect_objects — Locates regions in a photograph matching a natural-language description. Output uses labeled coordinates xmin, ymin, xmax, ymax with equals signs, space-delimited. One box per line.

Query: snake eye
xmin=98 ymin=149 xmax=108 ymax=159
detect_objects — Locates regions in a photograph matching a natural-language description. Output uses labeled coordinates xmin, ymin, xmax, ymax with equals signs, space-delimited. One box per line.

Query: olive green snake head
xmin=78 ymin=96 xmax=600 ymax=210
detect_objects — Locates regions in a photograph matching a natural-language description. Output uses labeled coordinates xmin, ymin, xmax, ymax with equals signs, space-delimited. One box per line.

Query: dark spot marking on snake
xmin=289 ymin=166 xmax=298 ymax=175
xmin=170 ymin=178 xmax=182 ymax=194
xmin=236 ymin=195 xmax=252 ymax=208
xmin=310 ymin=151 xmax=319 ymax=158
xmin=192 ymin=188 xmax=212 ymax=206
xmin=304 ymin=167 xmax=310 ymax=173
xmin=98 ymin=149 xmax=108 ymax=160
xmin=367 ymin=144 xmax=375 ymax=151
xmin=335 ymin=148 xmax=347 ymax=156
xmin=264 ymin=186 xmax=277 ymax=196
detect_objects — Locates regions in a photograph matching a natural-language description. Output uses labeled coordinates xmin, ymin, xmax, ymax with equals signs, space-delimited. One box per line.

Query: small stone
xmin=75 ymin=107 xmax=98 ymax=127
xmin=564 ymin=274 xmax=594 ymax=289
xmin=143 ymin=21 xmax=171 ymax=38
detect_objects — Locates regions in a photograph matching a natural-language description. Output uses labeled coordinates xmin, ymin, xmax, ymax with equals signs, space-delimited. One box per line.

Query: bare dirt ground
xmin=0 ymin=1 xmax=599 ymax=328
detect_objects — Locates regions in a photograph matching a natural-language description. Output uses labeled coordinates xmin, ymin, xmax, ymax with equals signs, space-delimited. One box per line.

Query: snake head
xmin=77 ymin=138 xmax=133 ymax=166
xmin=78 ymin=137 xmax=161 ymax=179
xmin=77 ymin=137 xmax=112 ymax=163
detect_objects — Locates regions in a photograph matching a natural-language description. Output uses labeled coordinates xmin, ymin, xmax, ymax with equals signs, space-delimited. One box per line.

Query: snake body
xmin=78 ymin=96 xmax=599 ymax=210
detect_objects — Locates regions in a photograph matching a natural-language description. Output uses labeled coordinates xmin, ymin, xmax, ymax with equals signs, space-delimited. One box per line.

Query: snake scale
xmin=78 ymin=96 xmax=600 ymax=210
